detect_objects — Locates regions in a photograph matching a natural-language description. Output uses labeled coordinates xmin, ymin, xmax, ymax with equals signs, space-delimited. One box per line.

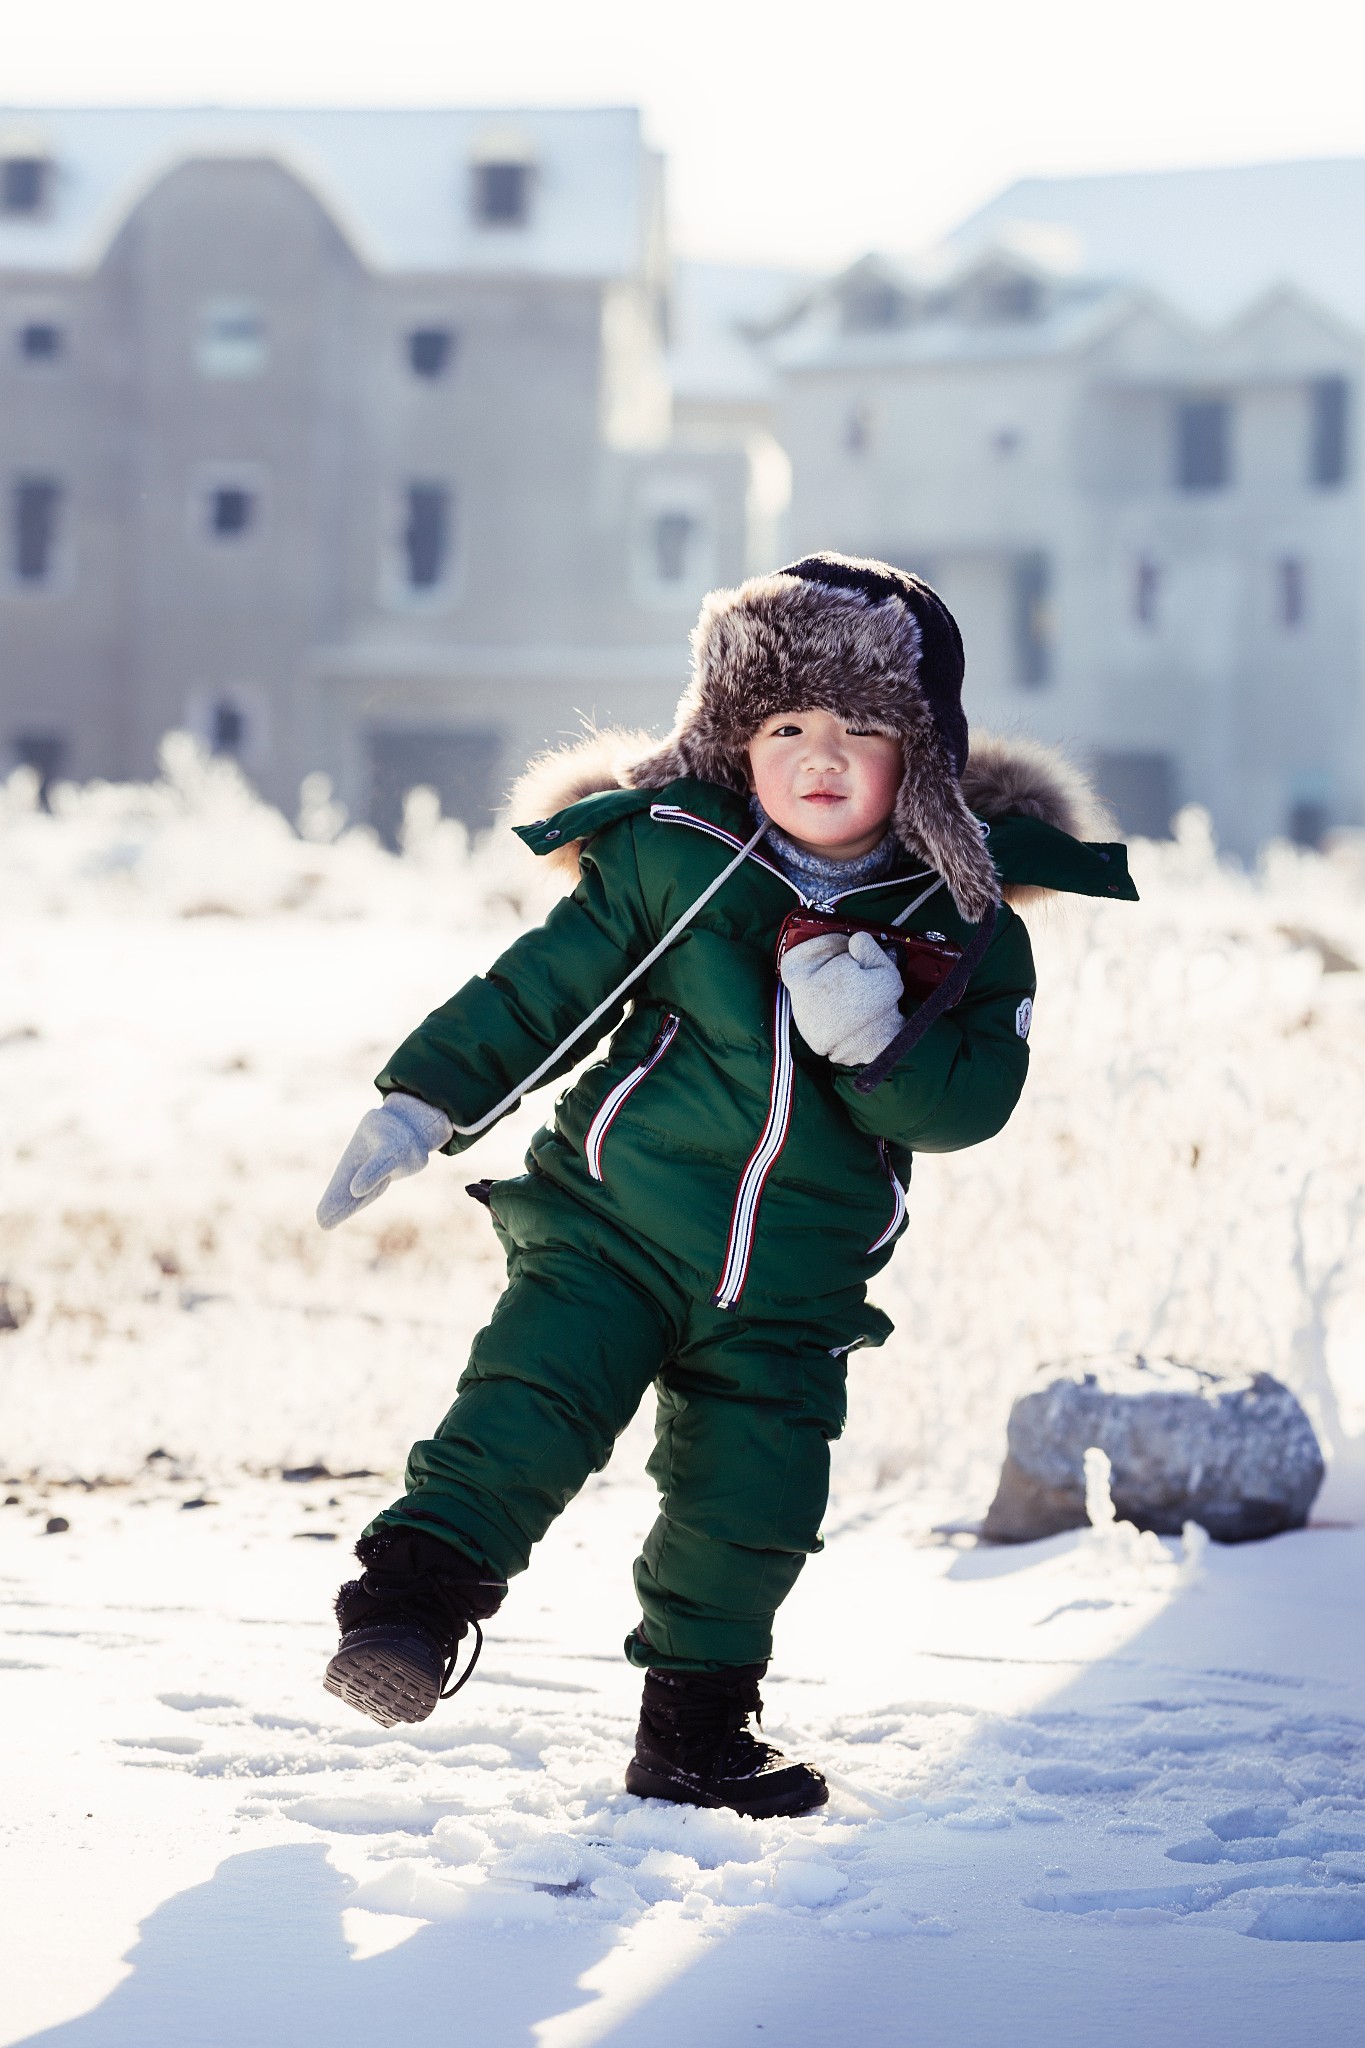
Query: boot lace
xmin=650 ymin=1677 xmax=770 ymax=1774
xmin=439 ymin=1620 xmax=484 ymax=1700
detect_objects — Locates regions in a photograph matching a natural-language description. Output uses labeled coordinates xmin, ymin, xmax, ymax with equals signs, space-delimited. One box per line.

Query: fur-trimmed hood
xmin=508 ymin=723 xmax=1111 ymax=908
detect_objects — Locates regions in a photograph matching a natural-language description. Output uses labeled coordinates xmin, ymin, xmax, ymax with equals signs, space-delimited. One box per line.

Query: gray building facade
xmin=0 ymin=108 xmax=755 ymax=835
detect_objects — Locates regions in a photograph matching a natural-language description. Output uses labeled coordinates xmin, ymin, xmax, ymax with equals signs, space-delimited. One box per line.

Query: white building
xmin=0 ymin=108 xmax=762 ymax=837
xmin=693 ymin=164 xmax=1365 ymax=851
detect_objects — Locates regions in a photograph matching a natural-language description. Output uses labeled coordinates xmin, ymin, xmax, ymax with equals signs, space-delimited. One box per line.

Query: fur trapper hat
xmin=509 ymin=554 xmax=1111 ymax=916
xmin=623 ymin=553 xmax=999 ymax=920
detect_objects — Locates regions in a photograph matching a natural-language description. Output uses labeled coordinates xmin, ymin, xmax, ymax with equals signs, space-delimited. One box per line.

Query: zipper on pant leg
xmin=584 ymin=1011 xmax=681 ymax=1183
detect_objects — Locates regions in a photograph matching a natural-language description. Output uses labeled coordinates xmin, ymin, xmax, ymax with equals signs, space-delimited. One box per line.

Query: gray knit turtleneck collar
xmin=750 ymin=797 xmax=897 ymax=909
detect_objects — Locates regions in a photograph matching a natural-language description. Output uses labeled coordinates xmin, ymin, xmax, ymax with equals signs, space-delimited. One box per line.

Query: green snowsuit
xmin=369 ymin=776 xmax=1136 ymax=1668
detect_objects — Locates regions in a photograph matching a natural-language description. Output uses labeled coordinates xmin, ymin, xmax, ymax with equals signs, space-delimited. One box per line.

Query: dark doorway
xmin=1093 ymin=750 xmax=1178 ymax=839
xmin=367 ymin=727 xmax=503 ymax=849
xmin=8 ymin=730 xmax=67 ymax=805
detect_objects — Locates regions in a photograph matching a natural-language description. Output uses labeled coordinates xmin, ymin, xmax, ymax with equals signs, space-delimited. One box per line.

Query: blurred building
xmin=0 ymin=108 xmax=762 ymax=837
xmin=5 ymin=122 xmax=1365 ymax=856
xmin=707 ymin=162 xmax=1365 ymax=854
xmin=759 ymin=243 xmax=1361 ymax=853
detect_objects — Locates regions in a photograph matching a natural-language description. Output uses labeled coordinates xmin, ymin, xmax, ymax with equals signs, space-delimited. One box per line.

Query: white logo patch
xmin=1015 ymin=997 xmax=1033 ymax=1040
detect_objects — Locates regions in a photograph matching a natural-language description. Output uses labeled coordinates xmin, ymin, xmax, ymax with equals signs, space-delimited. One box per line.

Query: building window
xmin=652 ymin=511 xmax=697 ymax=584
xmin=840 ymin=281 xmax=911 ymax=333
xmin=1134 ymin=555 xmax=1161 ymax=628
xmin=1276 ymin=557 xmax=1306 ymax=628
xmin=1013 ymin=551 xmax=1053 ymax=687
xmin=975 ymin=273 xmax=1041 ymax=322
xmin=0 ymin=157 xmax=48 ymax=215
xmin=845 ymin=404 xmax=872 ymax=455
xmin=402 ymin=483 xmax=451 ymax=589
xmin=5 ymin=731 xmax=66 ymax=803
xmin=1309 ymin=377 xmax=1349 ymax=488
xmin=12 ymin=478 xmax=61 ymax=583
xmin=18 ymin=322 xmax=62 ymax=363
xmin=210 ymin=700 xmax=248 ymax=756
xmin=367 ymin=727 xmax=503 ymax=848
xmin=207 ymin=485 xmax=255 ymax=538
xmin=407 ymin=327 xmax=457 ymax=379
xmin=1176 ymin=397 xmax=1231 ymax=491
xmin=473 ymin=162 xmax=531 ymax=227
xmin=195 ymin=298 xmax=268 ymax=379
xmin=1094 ymin=751 xmax=1177 ymax=839
xmin=1287 ymin=799 xmax=1328 ymax=848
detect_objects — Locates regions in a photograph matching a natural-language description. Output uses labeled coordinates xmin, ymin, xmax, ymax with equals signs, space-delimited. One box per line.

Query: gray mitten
xmin=316 ymin=1092 xmax=454 ymax=1230
xmin=779 ymin=929 xmax=905 ymax=1067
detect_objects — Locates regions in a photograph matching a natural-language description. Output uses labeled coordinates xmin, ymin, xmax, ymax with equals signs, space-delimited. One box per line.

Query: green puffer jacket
xmin=378 ymin=776 xmax=1136 ymax=1315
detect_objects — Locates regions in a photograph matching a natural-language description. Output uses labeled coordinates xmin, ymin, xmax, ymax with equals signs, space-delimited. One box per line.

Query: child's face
xmin=748 ymin=708 xmax=902 ymax=860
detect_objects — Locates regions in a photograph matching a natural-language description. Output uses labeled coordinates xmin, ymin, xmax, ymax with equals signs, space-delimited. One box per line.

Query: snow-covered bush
xmin=2 ymin=742 xmax=1364 ymax=1515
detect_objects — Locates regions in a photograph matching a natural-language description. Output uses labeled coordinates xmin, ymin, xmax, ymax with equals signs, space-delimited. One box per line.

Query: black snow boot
xmin=625 ymin=1663 xmax=829 ymax=1819
xmin=324 ymin=1526 xmax=505 ymax=1729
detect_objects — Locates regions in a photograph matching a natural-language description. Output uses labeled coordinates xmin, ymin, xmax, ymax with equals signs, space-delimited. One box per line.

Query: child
xmin=316 ymin=552 xmax=1134 ymax=1818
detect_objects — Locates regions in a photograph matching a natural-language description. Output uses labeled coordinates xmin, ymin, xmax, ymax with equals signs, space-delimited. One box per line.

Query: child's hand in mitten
xmin=316 ymin=1092 xmax=454 ymax=1229
xmin=779 ymin=929 xmax=905 ymax=1067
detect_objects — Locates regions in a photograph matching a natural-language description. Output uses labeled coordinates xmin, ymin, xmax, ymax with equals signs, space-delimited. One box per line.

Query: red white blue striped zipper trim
xmin=584 ymin=1012 xmax=680 ymax=1182
xmin=650 ymin=802 xmax=923 ymax=1309
xmin=866 ymin=1139 xmax=908 ymax=1254
xmin=711 ymin=981 xmax=795 ymax=1309
xmin=648 ymin=804 xmax=795 ymax=890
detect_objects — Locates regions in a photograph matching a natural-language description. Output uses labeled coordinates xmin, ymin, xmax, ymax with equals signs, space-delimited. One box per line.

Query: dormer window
xmin=978 ymin=274 xmax=1041 ymax=321
xmin=945 ymin=258 xmax=1046 ymax=326
xmin=841 ymin=282 xmax=912 ymax=333
xmin=1 ymin=156 xmax=50 ymax=216
xmin=475 ymin=162 xmax=530 ymax=226
xmin=469 ymin=127 xmax=536 ymax=229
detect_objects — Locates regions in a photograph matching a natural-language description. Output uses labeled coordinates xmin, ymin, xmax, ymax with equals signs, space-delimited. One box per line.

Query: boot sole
xmin=324 ymin=1626 xmax=442 ymax=1728
xmin=624 ymin=1758 xmax=829 ymax=1820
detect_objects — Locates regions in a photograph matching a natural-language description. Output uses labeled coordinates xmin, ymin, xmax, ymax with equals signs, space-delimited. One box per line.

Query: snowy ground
xmin=4 ymin=746 xmax=1365 ymax=2040
xmin=6 ymin=1473 xmax=1365 ymax=2045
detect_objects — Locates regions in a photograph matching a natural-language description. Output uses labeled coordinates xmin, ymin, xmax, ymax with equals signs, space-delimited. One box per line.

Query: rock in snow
xmin=982 ymin=1355 xmax=1324 ymax=1544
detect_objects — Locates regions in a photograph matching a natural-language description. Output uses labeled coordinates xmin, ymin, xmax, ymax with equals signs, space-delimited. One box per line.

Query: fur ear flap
xmin=890 ymin=705 xmax=1002 ymax=922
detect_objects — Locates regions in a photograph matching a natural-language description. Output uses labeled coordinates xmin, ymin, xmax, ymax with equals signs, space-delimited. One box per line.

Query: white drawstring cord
xmin=447 ymin=819 xmax=770 ymax=1138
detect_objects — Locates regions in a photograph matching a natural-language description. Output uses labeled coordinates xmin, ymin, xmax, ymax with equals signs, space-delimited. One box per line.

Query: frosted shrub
xmin=2 ymin=754 xmax=1364 ymax=1510
xmin=0 ymin=735 xmax=558 ymax=931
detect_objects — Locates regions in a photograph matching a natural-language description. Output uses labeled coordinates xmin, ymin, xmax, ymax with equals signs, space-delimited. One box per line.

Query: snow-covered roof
xmin=949 ymin=159 xmax=1365 ymax=331
xmin=668 ymin=261 xmax=815 ymax=405
xmin=762 ymin=250 xmax=1133 ymax=374
xmin=0 ymin=106 xmax=656 ymax=278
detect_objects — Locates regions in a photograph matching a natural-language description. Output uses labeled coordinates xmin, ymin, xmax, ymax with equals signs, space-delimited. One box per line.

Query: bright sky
xmin=8 ymin=0 xmax=1365 ymax=266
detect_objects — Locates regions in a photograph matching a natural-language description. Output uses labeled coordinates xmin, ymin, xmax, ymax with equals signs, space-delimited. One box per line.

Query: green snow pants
xmin=370 ymin=1170 xmax=889 ymax=1670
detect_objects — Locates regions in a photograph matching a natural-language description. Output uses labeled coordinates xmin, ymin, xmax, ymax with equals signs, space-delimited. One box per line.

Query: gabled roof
xmin=949 ymin=159 xmax=1365 ymax=330
xmin=763 ymin=246 xmax=1132 ymax=373
xmin=667 ymin=260 xmax=815 ymax=403
xmin=0 ymin=106 xmax=656 ymax=278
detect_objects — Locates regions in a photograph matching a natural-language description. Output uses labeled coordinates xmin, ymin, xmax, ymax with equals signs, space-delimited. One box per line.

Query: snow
xmin=4 ymin=744 xmax=1365 ymax=2041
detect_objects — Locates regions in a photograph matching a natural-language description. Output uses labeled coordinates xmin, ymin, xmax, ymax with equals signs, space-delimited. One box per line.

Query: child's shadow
xmin=22 ymin=1842 xmax=617 ymax=2048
